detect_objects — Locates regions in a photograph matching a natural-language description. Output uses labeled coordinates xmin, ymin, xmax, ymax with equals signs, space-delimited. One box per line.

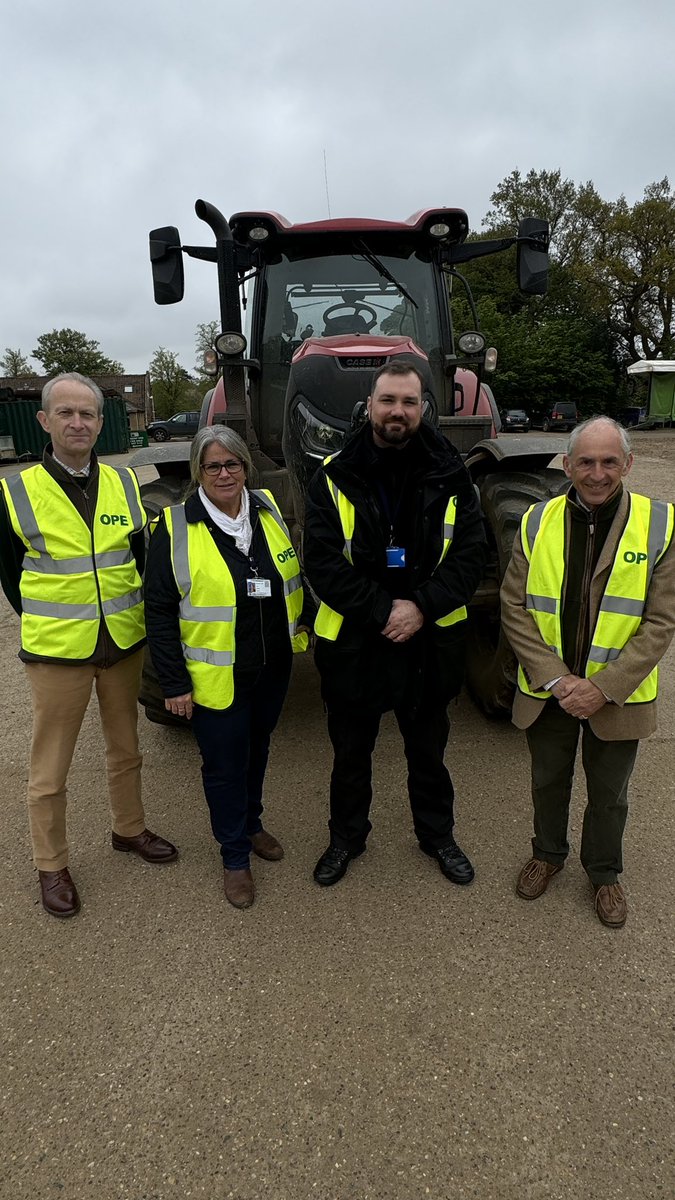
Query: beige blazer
xmin=500 ymin=489 xmax=675 ymax=741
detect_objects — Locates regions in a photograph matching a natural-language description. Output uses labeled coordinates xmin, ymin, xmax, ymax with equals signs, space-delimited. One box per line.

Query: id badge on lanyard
xmin=247 ymin=553 xmax=272 ymax=598
xmin=386 ymin=544 xmax=406 ymax=568
xmin=377 ymin=475 xmax=407 ymax=569
xmin=247 ymin=577 xmax=272 ymax=598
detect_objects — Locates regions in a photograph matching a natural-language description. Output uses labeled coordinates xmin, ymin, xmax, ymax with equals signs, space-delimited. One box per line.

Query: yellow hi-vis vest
xmin=314 ymin=466 xmax=467 ymax=641
xmin=164 ymin=489 xmax=308 ymax=710
xmin=1 ymin=463 xmax=146 ymax=658
xmin=519 ymin=492 xmax=674 ymax=702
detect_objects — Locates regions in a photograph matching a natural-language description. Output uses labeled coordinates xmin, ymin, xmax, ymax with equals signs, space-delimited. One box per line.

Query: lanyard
xmin=376 ymin=469 xmax=410 ymax=548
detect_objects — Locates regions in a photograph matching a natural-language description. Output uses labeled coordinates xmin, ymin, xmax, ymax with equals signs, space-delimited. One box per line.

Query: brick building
xmin=0 ymin=373 xmax=153 ymax=431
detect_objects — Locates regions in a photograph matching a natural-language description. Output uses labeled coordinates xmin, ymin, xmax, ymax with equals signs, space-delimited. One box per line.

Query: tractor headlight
xmin=295 ymin=403 xmax=346 ymax=458
xmin=458 ymin=331 xmax=486 ymax=355
xmin=215 ymin=331 xmax=247 ymax=356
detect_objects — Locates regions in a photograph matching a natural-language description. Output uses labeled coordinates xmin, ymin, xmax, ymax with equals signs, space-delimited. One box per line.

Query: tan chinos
xmin=24 ymin=650 xmax=146 ymax=871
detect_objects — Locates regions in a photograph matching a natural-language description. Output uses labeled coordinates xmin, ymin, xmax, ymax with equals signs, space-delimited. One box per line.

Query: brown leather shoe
xmin=594 ymin=882 xmax=627 ymax=928
xmin=223 ymin=867 xmax=255 ymax=909
xmin=250 ymin=829 xmax=284 ymax=861
xmin=516 ymin=856 xmax=563 ymax=900
xmin=111 ymin=828 xmax=178 ymax=863
xmin=39 ymin=869 xmax=81 ymax=918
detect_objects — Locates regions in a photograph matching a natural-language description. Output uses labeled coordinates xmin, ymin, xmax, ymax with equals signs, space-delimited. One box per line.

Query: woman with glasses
xmin=144 ymin=426 xmax=310 ymax=909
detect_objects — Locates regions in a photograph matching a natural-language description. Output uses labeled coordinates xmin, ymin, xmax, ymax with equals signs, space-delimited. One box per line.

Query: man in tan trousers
xmin=500 ymin=416 xmax=675 ymax=929
xmin=0 ymin=372 xmax=177 ymax=918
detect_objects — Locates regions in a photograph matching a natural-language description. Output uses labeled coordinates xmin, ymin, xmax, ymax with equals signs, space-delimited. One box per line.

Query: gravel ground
xmin=1 ymin=431 xmax=674 ymax=1200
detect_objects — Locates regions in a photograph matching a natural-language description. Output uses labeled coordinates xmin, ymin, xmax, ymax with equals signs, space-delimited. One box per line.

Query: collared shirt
xmin=51 ymin=453 xmax=92 ymax=479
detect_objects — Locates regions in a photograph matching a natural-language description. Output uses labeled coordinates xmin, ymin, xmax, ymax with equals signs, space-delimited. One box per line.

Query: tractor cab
xmin=247 ymin=223 xmax=456 ymax=459
xmin=149 ymin=200 xmax=548 ymax=529
xmin=143 ymin=199 xmax=553 ymax=722
xmin=212 ymin=210 xmax=477 ymax=460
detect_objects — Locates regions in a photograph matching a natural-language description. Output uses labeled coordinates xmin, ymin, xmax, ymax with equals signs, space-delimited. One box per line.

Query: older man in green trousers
xmin=501 ymin=416 xmax=675 ymax=929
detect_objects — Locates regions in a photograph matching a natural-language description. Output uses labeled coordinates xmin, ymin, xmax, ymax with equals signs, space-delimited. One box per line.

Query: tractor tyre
xmin=140 ymin=477 xmax=190 ymax=522
xmin=139 ymin=476 xmax=192 ymax=726
xmin=465 ymin=469 xmax=567 ymax=718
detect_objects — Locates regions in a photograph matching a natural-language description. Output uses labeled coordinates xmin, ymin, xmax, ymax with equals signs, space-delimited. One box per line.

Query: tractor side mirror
xmin=517 ymin=218 xmax=549 ymax=296
xmin=149 ymin=226 xmax=185 ymax=305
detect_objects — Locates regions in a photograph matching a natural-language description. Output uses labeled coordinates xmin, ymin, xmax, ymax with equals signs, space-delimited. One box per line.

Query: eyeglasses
xmin=201 ymin=459 xmax=245 ymax=477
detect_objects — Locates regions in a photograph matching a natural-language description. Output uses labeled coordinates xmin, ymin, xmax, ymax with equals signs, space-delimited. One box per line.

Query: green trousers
xmin=526 ymin=701 xmax=638 ymax=886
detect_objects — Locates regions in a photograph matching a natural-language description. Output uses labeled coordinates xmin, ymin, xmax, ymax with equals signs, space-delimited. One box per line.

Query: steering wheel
xmin=322 ymin=301 xmax=378 ymax=334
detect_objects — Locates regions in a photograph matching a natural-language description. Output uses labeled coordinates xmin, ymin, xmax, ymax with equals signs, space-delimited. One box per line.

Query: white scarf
xmin=198 ymin=485 xmax=253 ymax=555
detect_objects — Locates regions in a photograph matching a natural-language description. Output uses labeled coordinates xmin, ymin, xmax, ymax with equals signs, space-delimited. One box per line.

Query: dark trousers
xmin=526 ymin=701 xmax=638 ymax=885
xmin=326 ymin=701 xmax=455 ymax=851
xmin=191 ymin=664 xmax=291 ymax=869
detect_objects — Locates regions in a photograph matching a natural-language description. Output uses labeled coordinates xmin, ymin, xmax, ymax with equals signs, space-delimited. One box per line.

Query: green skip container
xmin=0 ymin=396 xmax=130 ymax=459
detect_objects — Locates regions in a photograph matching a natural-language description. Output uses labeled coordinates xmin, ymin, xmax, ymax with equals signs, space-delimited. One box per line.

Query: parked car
xmin=500 ymin=408 xmax=530 ymax=432
xmin=529 ymin=401 xmax=579 ymax=433
xmin=146 ymin=411 xmax=200 ymax=442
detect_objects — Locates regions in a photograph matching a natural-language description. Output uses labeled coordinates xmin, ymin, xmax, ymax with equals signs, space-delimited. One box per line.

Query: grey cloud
xmin=2 ymin=0 xmax=673 ymax=375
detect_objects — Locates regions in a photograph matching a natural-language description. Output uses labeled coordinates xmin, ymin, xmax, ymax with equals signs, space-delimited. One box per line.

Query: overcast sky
xmin=2 ymin=0 xmax=673 ymax=377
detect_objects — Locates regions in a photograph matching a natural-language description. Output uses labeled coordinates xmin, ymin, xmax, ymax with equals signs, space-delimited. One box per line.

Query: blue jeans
xmin=191 ymin=664 xmax=291 ymax=869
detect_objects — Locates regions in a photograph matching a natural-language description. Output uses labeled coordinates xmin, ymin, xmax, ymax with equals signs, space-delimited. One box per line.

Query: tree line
xmin=453 ymin=170 xmax=675 ymax=415
xmin=2 ymin=171 xmax=674 ymax=418
xmin=0 ymin=324 xmax=218 ymax=420
xmin=0 ymin=330 xmax=123 ymax=379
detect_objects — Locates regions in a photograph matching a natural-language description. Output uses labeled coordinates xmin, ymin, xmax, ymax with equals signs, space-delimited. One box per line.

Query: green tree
xmin=32 ymin=328 xmax=123 ymax=375
xmin=149 ymin=347 xmax=194 ymax=418
xmin=453 ymin=168 xmax=633 ymax=415
xmin=483 ymin=168 xmax=608 ymax=267
xmin=482 ymin=169 xmax=675 ymax=369
xmin=472 ymin=297 xmax=615 ymax=413
xmin=0 ymin=347 xmax=37 ymax=376
xmin=583 ymin=178 xmax=675 ymax=362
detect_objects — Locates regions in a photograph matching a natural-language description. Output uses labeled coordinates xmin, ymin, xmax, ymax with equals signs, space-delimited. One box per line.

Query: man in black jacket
xmin=303 ymin=360 xmax=487 ymax=887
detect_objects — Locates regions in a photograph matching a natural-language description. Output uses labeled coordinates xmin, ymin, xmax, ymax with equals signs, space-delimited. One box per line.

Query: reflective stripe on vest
xmin=1 ymin=464 xmax=146 ymax=658
xmin=326 ymin=474 xmax=355 ymax=564
xmin=314 ymin=470 xmax=467 ymax=641
xmin=433 ymin=495 xmax=468 ymax=628
xmin=519 ymin=492 xmax=674 ymax=702
xmin=165 ymin=489 xmax=307 ymax=710
xmin=254 ymin=491 xmax=308 ymax=649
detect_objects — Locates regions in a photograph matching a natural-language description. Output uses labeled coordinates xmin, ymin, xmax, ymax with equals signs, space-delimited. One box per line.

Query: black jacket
xmin=303 ymin=421 xmax=487 ymax=711
xmin=144 ymin=489 xmax=313 ymax=699
xmin=0 ymin=447 xmax=145 ymax=667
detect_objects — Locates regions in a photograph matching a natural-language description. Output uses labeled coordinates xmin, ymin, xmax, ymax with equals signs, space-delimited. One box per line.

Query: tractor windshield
xmin=253 ymin=246 xmax=445 ymax=454
xmin=260 ymin=248 xmax=442 ymax=356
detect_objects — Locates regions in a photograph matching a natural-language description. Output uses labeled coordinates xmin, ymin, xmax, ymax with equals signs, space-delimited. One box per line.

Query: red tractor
xmin=137 ymin=200 xmax=566 ymax=720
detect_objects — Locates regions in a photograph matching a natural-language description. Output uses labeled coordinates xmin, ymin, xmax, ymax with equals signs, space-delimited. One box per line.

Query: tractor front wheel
xmin=465 ymin=469 xmax=567 ymax=718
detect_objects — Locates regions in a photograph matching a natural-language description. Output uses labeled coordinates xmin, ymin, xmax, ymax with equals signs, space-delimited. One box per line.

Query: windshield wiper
xmin=355 ymin=239 xmax=418 ymax=309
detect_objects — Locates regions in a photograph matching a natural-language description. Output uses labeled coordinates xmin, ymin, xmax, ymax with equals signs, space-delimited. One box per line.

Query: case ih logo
xmin=339 ymin=356 xmax=387 ymax=370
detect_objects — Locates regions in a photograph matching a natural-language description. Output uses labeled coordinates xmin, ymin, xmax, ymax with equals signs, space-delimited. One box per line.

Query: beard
xmin=370 ymin=417 xmax=417 ymax=447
